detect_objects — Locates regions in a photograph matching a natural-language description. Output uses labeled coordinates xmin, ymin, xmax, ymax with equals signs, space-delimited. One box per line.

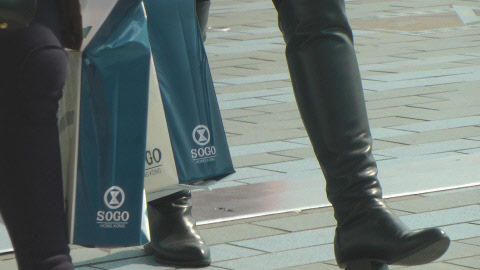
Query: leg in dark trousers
xmin=0 ymin=20 xmax=73 ymax=270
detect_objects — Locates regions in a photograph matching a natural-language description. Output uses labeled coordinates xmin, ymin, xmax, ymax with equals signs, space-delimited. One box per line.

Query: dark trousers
xmin=0 ymin=1 xmax=73 ymax=269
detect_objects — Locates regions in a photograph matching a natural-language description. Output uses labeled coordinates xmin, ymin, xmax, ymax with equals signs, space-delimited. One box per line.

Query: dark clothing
xmin=0 ymin=0 xmax=73 ymax=269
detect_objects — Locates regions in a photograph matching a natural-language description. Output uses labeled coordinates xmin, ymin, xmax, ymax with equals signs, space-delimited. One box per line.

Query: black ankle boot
xmin=274 ymin=0 xmax=450 ymax=269
xmin=196 ymin=0 xmax=211 ymax=42
xmin=146 ymin=190 xmax=211 ymax=267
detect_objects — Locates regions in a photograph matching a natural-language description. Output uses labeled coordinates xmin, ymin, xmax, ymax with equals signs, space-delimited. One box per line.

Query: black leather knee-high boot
xmin=146 ymin=190 xmax=211 ymax=267
xmin=196 ymin=0 xmax=211 ymax=42
xmin=273 ymin=0 xmax=450 ymax=269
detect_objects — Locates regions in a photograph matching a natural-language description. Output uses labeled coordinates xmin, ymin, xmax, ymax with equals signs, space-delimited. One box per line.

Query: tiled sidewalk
xmin=1 ymin=0 xmax=480 ymax=269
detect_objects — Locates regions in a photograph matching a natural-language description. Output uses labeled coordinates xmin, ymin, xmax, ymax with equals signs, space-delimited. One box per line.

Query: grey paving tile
xmin=377 ymin=151 xmax=462 ymax=166
xmin=219 ymin=97 xmax=281 ymax=110
xmin=285 ymin=137 xmax=310 ymax=145
xmin=262 ymin=93 xmax=296 ymax=103
xmin=237 ymin=169 xmax=327 ymax=185
xmin=374 ymin=139 xmax=480 ymax=158
xmin=229 ymin=141 xmax=307 ymax=157
xmin=88 ymin=255 xmax=172 ymax=269
xmin=359 ymin=54 xmax=480 ymax=72
xmin=226 ymin=128 xmax=308 ymax=146
xmin=459 ymin=148 xmax=480 ymax=154
xmin=399 ymin=205 xmax=480 ymax=230
xmin=224 ymin=167 xmax=282 ymax=181
xmin=210 ymin=244 xmax=265 ymax=262
xmin=279 ymin=262 xmax=340 ymax=270
xmin=232 ymin=152 xmax=299 ymax=168
xmin=388 ymin=189 xmax=480 ymax=213
xmin=231 ymin=227 xmax=335 ymax=252
xmin=0 ymin=221 xmax=12 ymax=253
xmin=208 ymin=180 xmax=246 ymax=190
xmin=393 ymin=262 xmax=474 ymax=269
xmin=272 ymin=147 xmax=316 ymax=160
xmin=448 ymin=256 xmax=480 ymax=269
xmin=441 ymin=223 xmax=480 ymax=241
xmin=215 ymin=72 xmax=290 ymax=85
xmin=213 ymin=244 xmax=335 ymax=270
xmin=390 ymin=116 xmax=480 ymax=132
xmin=252 ymin=211 xmax=336 ymax=232
xmin=71 ymin=247 xmax=146 ymax=268
xmin=363 ymin=71 xmax=480 ymax=92
xmin=383 ymin=126 xmax=480 ymax=146
xmin=217 ymin=89 xmax=290 ymax=102
xmin=255 ymin=159 xmax=321 ymax=173
xmin=199 ymin=224 xmax=286 ymax=245
xmin=371 ymin=127 xmax=414 ymax=139
xmin=459 ymin=237 xmax=480 ymax=246
xmin=438 ymin=241 xmax=480 ymax=262
xmin=0 ymin=258 xmax=17 ymax=270
xmin=364 ymin=66 xmax=479 ymax=83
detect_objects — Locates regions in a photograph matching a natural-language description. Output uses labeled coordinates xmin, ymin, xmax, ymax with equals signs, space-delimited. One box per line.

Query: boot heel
xmin=346 ymin=260 xmax=389 ymax=270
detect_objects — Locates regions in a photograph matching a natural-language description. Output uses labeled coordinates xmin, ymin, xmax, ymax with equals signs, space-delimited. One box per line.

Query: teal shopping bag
xmin=143 ymin=0 xmax=235 ymax=200
xmin=60 ymin=0 xmax=151 ymax=246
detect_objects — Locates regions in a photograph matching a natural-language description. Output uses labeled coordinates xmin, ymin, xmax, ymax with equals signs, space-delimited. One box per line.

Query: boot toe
xmin=153 ymin=242 xmax=211 ymax=267
xmin=393 ymin=228 xmax=450 ymax=266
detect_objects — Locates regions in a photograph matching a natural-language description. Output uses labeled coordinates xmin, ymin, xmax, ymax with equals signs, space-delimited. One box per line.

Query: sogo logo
xmin=97 ymin=186 xmax=130 ymax=225
xmin=146 ymin=148 xmax=162 ymax=166
xmin=191 ymin=125 xmax=216 ymax=161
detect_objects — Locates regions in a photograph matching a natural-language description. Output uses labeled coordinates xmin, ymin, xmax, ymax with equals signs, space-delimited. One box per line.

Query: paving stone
xmin=210 ymin=244 xmax=265 ymax=262
xmin=231 ymin=227 xmax=335 ymax=253
xmin=441 ymin=223 xmax=480 ymax=241
xmin=229 ymin=141 xmax=307 ymax=157
xmin=422 ymin=185 xmax=480 ymax=197
xmin=388 ymin=189 xmax=480 ymax=213
xmin=371 ymin=127 xmax=414 ymax=139
xmin=232 ymin=153 xmax=299 ymax=168
xmin=0 ymin=258 xmax=17 ymax=270
xmin=213 ymin=244 xmax=335 ymax=269
xmin=459 ymin=237 xmax=480 ymax=247
xmin=256 ymin=159 xmax=321 ymax=173
xmin=383 ymin=126 xmax=480 ymax=146
xmin=199 ymin=224 xmax=286 ymax=245
xmin=217 ymin=89 xmax=291 ymax=102
xmin=209 ymin=180 xmax=246 ymax=190
xmin=399 ymin=205 xmax=480 ymax=230
xmin=369 ymin=117 xmax=425 ymax=129
xmin=272 ymin=147 xmax=317 ymax=160
xmin=391 ymin=116 xmax=480 ymax=132
xmin=374 ymin=139 xmax=480 ymax=157
xmin=71 ymin=247 xmax=145 ymax=268
xmin=372 ymin=140 xmax=408 ymax=151
xmin=252 ymin=211 xmax=337 ymax=232
xmin=448 ymin=256 xmax=480 ymax=269
xmin=87 ymin=255 xmax=172 ymax=269
xmin=393 ymin=262 xmax=474 ymax=269
xmin=215 ymin=72 xmax=290 ymax=85
xmin=225 ymin=128 xmax=308 ymax=146
xmin=219 ymin=97 xmax=281 ymax=110
xmin=279 ymin=262 xmax=340 ymax=270
xmin=439 ymin=241 xmax=480 ymax=262
xmin=224 ymin=167 xmax=282 ymax=181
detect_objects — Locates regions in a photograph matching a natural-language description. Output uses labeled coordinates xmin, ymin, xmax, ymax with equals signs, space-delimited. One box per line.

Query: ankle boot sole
xmin=393 ymin=235 xmax=450 ymax=265
xmin=341 ymin=235 xmax=450 ymax=269
xmin=346 ymin=260 xmax=389 ymax=270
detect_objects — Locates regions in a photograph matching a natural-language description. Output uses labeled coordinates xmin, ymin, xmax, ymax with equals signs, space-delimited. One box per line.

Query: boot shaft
xmin=274 ymin=0 xmax=382 ymax=223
